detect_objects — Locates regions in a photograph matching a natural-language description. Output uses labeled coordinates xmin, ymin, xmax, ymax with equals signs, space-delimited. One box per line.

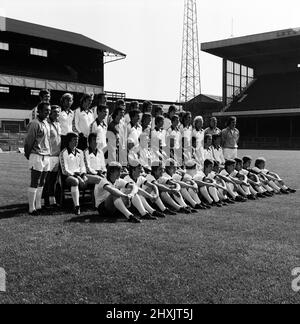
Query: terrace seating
xmin=228 ymin=72 xmax=300 ymax=111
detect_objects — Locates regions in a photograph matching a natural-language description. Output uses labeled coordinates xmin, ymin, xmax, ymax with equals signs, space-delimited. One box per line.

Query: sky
xmin=1 ymin=0 xmax=300 ymax=101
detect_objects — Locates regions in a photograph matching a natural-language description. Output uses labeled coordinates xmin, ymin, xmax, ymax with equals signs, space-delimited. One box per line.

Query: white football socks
xmin=28 ymin=188 xmax=37 ymax=213
xmin=71 ymin=186 xmax=80 ymax=207
xmin=35 ymin=187 xmax=44 ymax=210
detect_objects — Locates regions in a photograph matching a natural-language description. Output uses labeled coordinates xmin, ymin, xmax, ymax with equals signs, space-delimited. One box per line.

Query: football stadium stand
xmin=202 ymin=28 xmax=300 ymax=149
xmin=0 ymin=17 xmax=126 ymax=150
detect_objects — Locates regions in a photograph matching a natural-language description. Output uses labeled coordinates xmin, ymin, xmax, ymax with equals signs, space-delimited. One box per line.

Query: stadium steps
xmin=227 ymin=72 xmax=300 ymax=112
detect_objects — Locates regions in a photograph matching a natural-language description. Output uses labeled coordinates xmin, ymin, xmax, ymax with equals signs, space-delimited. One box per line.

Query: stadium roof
xmin=201 ymin=28 xmax=300 ymax=67
xmin=0 ymin=17 xmax=126 ymax=58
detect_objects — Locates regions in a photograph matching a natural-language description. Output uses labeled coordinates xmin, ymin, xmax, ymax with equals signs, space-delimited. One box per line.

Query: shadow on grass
xmin=0 ymin=203 xmax=28 ymax=219
xmin=66 ymin=214 xmax=124 ymax=224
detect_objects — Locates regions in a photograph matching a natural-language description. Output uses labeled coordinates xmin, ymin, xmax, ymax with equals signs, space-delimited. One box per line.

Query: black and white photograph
xmin=0 ymin=0 xmax=299 ymax=308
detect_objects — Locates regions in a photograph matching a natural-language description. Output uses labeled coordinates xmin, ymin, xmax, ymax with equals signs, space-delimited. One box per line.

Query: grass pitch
xmin=0 ymin=150 xmax=299 ymax=304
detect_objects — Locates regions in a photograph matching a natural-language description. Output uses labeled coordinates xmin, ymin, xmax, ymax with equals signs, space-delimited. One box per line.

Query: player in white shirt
xmin=163 ymin=105 xmax=177 ymax=130
xmin=90 ymin=105 xmax=109 ymax=159
xmin=59 ymin=133 xmax=90 ymax=215
xmin=151 ymin=105 xmax=164 ymax=130
xmin=84 ymin=133 xmax=106 ymax=185
xmin=74 ymin=93 xmax=95 ymax=151
xmin=164 ymin=159 xmax=201 ymax=211
xmin=242 ymin=156 xmax=273 ymax=198
xmin=124 ymin=159 xmax=166 ymax=219
xmin=181 ymin=112 xmax=193 ymax=164
xmin=211 ymin=161 xmax=235 ymax=205
xmin=94 ymin=162 xmax=141 ymax=223
xmin=203 ymin=134 xmax=214 ymax=161
xmin=212 ymin=134 xmax=225 ymax=167
xmin=192 ymin=116 xmax=205 ymax=168
xmin=218 ymin=160 xmax=247 ymax=202
xmin=139 ymin=113 xmax=153 ymax=169
xmin=151 ymin=116 xmax=167 ymax=162
xmin=191 ymin=159 xmax=224 ymax=207
xmin=127 ymin=109 xmax=142 ymax=156
xmin=59 ymin=93 xmax=74 ymax=149
xmin=44 ymin=105 xmax=62 ymax=208
xmin=166 ymin=115 xmax=182 ymax=166
xmin=234 ymin=158 xmax=258 ymax=200
xmin=124 ymin=101 xmax=140 ymax=127
xmin=148 ymin=161 xmax=191 ymax=214
xmin=252 ymin=158 xmax=296 ymax=194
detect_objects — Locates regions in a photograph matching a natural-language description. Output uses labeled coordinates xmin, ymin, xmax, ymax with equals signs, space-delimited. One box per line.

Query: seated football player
xmin=84 ymin=133 xmax=106 ymax=185
xmin=234 ymin=158 xmax=258 ymax=200
xmin=60 ymin=133 xmax=89 ymax=215
xmin=124 ymin=159 xmax=166 ymax=219
xmin=192 ymin=159 xmax=224 ymax=207
xmin=212 ymin=134 xmax=225 ymax=167
xmin=218 ymin=160 xmax=247 ymax=203
xmin=211 ymin=161 xmax=235 ymax=204
xmin=94 ymin=162 xmax=141 ymax=223
xmin=148 ymin=161 xmax=191 ymax=214
xmin=252 ymin=158 xmax=296 ymax=194
xmin=242 ymin=156 xmax=273 ymax=198
xmin=163 ymin=159 xmax=202 ymax=211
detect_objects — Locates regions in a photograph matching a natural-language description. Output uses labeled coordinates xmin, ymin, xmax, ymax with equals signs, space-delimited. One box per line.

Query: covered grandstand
xmin=0 ymin=17 xmax=125 ymax=150
xmin=202 ymin=28 xmax=300 ymax=149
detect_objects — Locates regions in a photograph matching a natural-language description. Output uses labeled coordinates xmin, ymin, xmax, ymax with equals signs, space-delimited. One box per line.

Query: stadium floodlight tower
xmin=180 ymin=0 xmax=201 ymax=108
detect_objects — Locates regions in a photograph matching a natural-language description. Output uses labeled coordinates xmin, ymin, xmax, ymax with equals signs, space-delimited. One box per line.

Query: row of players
xmin=24 ymin=102 xmax=296 ymax=217
xmin=61 ymin=132 xmax=297 ymax=222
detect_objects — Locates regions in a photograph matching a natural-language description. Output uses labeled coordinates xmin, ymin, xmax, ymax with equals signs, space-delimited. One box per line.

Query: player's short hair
xmin=141 ymin=113 xmax=152 ymax=124
xmin=116 ymin=99 xmax=126 ymax=108
xmin=204 ymin=159 xmax=214 ymax=168
xmin=171 ymin=114 xmax=179 ymax=123
xmin=212 ymin=134 xmax=221 ymax=142
xmin=97 ymin=104 xmax=108 ymax=113
xmin=112 ymin=107 xmax=125 ymax=120
xmin=155 ymin=115 xmax=165 ymax=125
xmin=60 ymin=93 xmax=73 ymax=106
xmin=242 ymin=156 xmax=252 ymax=164
xmin=154 ymin=105 xmax=163 ymax=115
xmin=255 ymin=157 xmax=266 ymax=167
xmin=88 ymin=133 xmax=97 ymax=144
xmin=80 ymin=93 xmax=94 ymax=106
xmin=168 ymin=105 xmax=177 ymax=114
xmin=235 ymin=158 xmax=243 ymax=164
xmin=151 ymin=160 xmax=164 ymax=174
xmin=193 ymin=116 xmax=203 ymax=127
xmin=227 ymin=116 xmax=237 ymax=126
xmin=107 ymin=162 xmax=122 ymax=178
xmin=66 ymin=132 xmax=79 ymax=144
xmin=182 ymin=111 xmax=192 ymax=123
xmin=50 ymin=105 xmax=60 ymax=111
xmin=129 ymin=109 xmax=141 ymax=120
xmin=37 ymin=102 xmax=50 ymax=112
xmin=225 ymin=159 xmax=236 ymax=168
xmin=204 ymin=134 xmax=213 ymax=143
xmin=39 ymin=89 xmax=50 ymax=98
xmin=129 ymin=101 xmax=140 ymax=111
xmin=142 ymin=101 xmax=153 ymax=113
xmin=165 ymin=158 xmax=177 ymax=168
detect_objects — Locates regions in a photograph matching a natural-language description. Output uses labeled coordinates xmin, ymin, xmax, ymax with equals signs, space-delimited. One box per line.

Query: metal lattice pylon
xmin=180 ymin=0 xmax=201 ymax=104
